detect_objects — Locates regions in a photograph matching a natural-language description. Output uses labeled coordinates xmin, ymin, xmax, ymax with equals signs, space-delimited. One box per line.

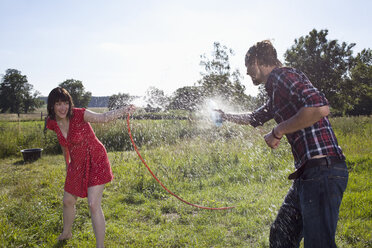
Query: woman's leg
xmin=58 ymin=191 xmax=78 ymax=240
xmin=88 ymin=185 xmax=105 ymax=248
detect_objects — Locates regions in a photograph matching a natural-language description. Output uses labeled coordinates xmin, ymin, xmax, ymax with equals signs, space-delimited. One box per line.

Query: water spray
xmin=126 ymin=113 xmax=235 ymax=210
xmin=206 ymin=99 xmax=221 ymax=126
xmin=130 ymin=96 xmax=148 ymax=109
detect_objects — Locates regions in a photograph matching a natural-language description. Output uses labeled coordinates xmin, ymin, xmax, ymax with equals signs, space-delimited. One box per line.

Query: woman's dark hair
xmin=47 ymin=87 xmax=74 ymax=120
xmin=245 ymin=40 xmax=282 ymax=67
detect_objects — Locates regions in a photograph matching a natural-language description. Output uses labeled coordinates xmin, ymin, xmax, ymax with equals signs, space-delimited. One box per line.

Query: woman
xmin=46 ymin=87 xmax=134 ymax=248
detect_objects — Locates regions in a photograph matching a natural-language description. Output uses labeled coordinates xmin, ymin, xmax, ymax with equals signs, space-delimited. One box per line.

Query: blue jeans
xmin=269 ymin=160 xmax=348 ymax=248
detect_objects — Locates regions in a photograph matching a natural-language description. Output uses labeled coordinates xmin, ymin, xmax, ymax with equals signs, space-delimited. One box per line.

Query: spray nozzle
xmin=211 ymin=110 xmax=223 ymax=127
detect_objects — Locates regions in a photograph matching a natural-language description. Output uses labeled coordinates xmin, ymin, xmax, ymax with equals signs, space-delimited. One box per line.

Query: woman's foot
xmin=58 ymin=232 xmax=72 ymax=241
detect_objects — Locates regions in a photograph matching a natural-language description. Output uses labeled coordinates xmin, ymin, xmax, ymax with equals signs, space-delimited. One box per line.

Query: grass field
xmin=0 ymin=115 xmax=371 ymax=247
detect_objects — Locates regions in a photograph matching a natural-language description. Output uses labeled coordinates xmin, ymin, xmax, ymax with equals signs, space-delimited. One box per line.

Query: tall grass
xmin=92 ymin=119 xmax=197 ymax=152
xmin=0 ymin=116 xmax=258 ymax=158
xmin=330 ymin=116 xmax=372 ymax=247
xmin=0 ymin=119 xmax=196 ymax=159
xmin=0 ymin=116 xmax=370 ymax=247
xmin=0 ymin=121 xmax=61 ymax=158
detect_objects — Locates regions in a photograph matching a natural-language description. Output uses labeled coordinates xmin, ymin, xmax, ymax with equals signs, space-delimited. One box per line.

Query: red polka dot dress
xmin=47 ymin=108 xmax=113 ymax=198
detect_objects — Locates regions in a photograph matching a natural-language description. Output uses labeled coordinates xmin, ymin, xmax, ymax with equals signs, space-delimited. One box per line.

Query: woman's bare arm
xmin=83 ymin=105 xmax=136 ymax=123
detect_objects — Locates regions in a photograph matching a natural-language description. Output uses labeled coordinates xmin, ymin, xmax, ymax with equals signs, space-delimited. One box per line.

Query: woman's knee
xmin=63 ymin=196 xmax=77 ymax=207
xmin=87 ymin=185 xmax=104 ymax=213
xmin=88 ymin=199 xmax=102 ymax=213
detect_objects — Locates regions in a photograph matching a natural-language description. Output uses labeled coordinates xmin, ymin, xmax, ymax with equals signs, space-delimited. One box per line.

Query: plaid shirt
xmin=250 ymin=67 xmax=345 ymax=169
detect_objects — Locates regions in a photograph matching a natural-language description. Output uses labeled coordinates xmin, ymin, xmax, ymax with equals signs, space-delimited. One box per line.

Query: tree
xmin=168 ymin=86 xmax=203 ymax=111
xmin=144 ymin=87 xmax=169 ymax=110
xmin=346 ymin=49 xmax=372 ymax=115
xmin=23 ymin=90 xmax=44 ymax=113
xmin=255 ymin=85 xmax=269 ymax=109
xmin=0 ymin=69 xmax=42 ymax=116
xmin=284 ymin=29 xmax=355 ymax=114
xmin=108 ymin=93 xmax=133 ymax=110
xmin=198 ymin=42 xmax=253 ymax=110
xmin=59 ymin=79 xmax=92 ymax=108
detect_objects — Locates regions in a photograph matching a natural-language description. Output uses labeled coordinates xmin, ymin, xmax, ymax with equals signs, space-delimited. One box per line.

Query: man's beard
xmin=252 ymin=79 xmax=261 ymax=86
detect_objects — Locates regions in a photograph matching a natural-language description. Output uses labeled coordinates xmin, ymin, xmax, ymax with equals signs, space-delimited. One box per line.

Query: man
xmin=218 ymin=40 xmax=348 ymax=247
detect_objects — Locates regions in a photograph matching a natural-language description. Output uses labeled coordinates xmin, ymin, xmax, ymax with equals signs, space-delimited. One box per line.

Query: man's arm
xmin=265 ymin=105 xmax=330 ymax=149
xmin=218 ymin=101 xmax=274 ymax=126
xmin=274 ymin=105 xmax=330 ymax=137
xmin=222 ymin=112 xmax=252 ymax=125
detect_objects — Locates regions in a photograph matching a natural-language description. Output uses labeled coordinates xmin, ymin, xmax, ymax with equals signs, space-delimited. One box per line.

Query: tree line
xmin=1 ymin=29 xmax=371 ymax=116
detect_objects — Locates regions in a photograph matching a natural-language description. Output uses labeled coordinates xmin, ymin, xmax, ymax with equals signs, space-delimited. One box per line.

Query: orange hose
xmin=126 ymin=113 xmax=235 ymax=210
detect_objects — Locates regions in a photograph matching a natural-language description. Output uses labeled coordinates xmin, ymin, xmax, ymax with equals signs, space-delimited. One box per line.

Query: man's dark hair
xmin=245 ymin=40 xmax=282 ymax=67
xmin=47 ymin=87 xmax=74 ymax=120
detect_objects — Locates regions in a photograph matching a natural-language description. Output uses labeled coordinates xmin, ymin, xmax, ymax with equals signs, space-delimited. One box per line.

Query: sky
xmin=0 ymin=0 xmax=371 ymax=97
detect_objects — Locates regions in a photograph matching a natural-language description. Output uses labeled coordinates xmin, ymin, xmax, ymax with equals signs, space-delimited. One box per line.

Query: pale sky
xmin=1 ymin=0 xmax=371 ymax=97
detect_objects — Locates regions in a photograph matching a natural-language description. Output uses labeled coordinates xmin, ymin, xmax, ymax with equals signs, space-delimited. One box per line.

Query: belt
xmin=288 ymin=157 xmax=345 ymax=180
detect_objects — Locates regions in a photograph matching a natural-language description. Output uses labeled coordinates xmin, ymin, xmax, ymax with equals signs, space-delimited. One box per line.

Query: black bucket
xmin=21 ymin=148 xmax=43 ymax=162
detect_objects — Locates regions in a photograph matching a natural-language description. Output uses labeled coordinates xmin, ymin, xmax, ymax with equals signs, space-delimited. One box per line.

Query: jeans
xmin=269 ymin=160 xmax=348 ymax=248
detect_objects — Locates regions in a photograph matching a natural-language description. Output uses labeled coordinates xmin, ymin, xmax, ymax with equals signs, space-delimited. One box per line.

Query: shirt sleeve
xmin=250 ymin=101 xmax=274 ymax=127
xmin=282 ymin=70 xmax=329 ymax=108
xmin=46 ymin=117 xmax=55 ymax=131
xmin=72 ymin=108 xmax=86 ymax=123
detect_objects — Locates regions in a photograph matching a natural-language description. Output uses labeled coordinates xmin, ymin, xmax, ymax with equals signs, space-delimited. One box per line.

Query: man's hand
xmin=214 ymin=109 xmax=227 ymax=121
xmin=264 ymin=128 xmax=281 ymax=149
xmin=214 ymin=109 xmax=252 ymax=125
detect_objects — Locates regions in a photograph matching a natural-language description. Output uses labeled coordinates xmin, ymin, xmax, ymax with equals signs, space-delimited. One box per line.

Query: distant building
xmin=88 ymin=96 xmax=109 ymax=107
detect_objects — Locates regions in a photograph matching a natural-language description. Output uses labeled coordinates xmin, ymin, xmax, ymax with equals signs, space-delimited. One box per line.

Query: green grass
xmin=0 ymin=116 xmax=371 ymax=247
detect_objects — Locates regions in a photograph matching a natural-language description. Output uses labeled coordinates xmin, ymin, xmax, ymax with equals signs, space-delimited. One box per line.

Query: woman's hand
xmin=125 ymin=104 xmax=136 ymax=115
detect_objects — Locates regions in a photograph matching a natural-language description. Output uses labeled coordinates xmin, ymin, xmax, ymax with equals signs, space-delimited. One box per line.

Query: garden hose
xmin=126 ymin=113 xmax=235 ymax=210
